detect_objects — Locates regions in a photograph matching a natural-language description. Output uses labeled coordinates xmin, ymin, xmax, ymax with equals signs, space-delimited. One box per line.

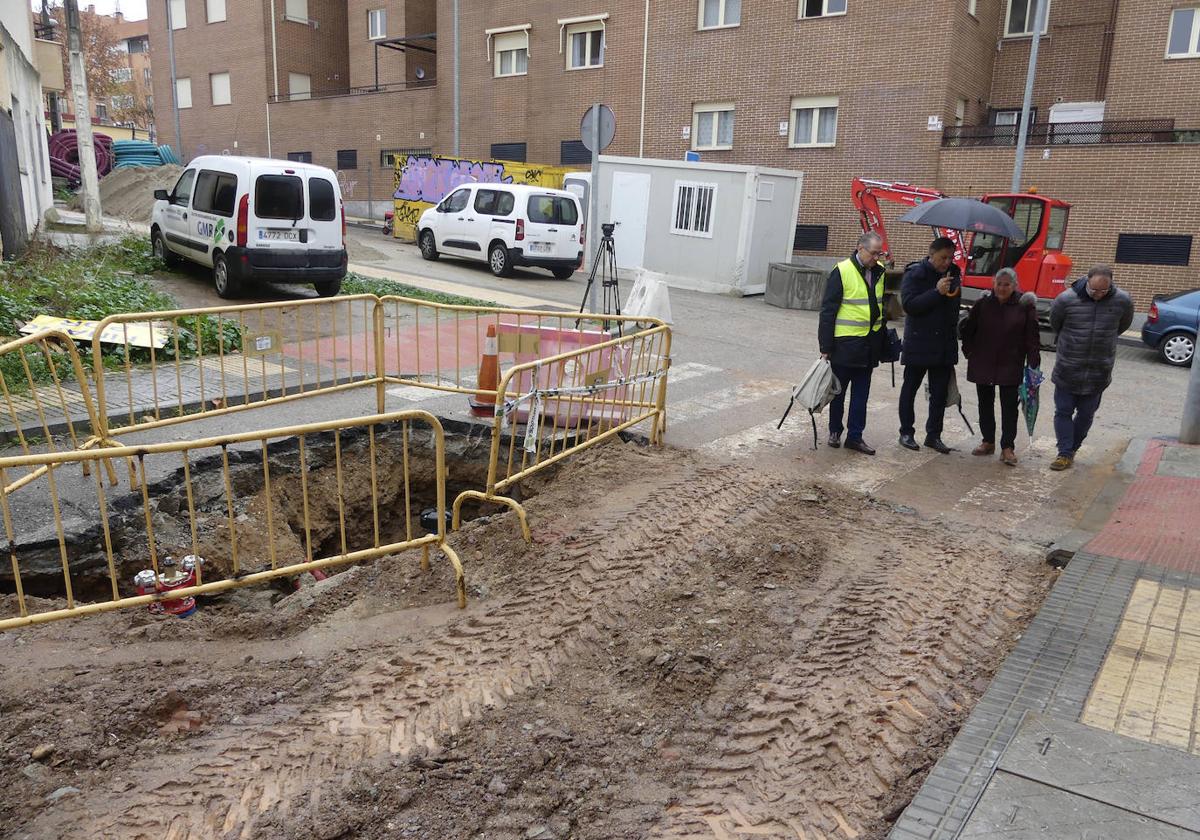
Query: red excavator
xmin=851 ymin=178 xmax=1073 ymax=328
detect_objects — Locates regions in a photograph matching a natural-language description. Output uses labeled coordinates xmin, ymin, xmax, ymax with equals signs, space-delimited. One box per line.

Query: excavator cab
xmin=963 ymin=194 xmax=1072 ymax=300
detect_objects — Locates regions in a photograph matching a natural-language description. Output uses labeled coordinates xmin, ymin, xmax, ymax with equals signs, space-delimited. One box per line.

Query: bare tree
xmin=49 ymin=2 xmax=124 ymax=110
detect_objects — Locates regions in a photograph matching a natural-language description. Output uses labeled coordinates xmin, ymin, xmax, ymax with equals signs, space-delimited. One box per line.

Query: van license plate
xmin=527 ymin=241 xmax=552 ymax=254
xmin=261 ymin=229 xmax=300 ymax=242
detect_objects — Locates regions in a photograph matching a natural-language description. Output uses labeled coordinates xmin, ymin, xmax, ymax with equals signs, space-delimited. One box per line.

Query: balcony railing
xmin=268 ymin=78 xmax=435 ymax=104
xmin=942 ymin=118 xmax=1200 ymax=148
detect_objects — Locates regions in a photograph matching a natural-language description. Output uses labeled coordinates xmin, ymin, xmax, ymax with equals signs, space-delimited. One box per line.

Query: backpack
xmin=778 ymin=359 xmax=843 ymax=449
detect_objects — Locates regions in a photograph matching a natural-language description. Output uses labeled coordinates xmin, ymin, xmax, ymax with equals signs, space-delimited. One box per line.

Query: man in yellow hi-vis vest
xmin=817 ymin=232 xmax=888 ymax=455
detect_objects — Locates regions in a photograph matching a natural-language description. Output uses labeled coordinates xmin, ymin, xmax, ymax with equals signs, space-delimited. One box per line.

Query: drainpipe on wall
xmin=165 ymin=0 xmax=183 ymax=159
xmin=268 ymin=0 xmax=279 ymax=156
xmin=639 ymin=0 xmax=649 ymax=157
xmin=453 ymin=0 xmax=461 ymax=155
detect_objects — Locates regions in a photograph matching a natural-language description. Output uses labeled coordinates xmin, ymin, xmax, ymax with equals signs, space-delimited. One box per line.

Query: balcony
xmin=942 ymin=118 xmax=1200 ymax=148
xmin=267 ymin=78 xmax=435 ymax=104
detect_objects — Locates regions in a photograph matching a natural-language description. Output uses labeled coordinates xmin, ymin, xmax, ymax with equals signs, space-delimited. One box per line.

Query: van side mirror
xmin=154 ymin=189 xmax=169 ymax=201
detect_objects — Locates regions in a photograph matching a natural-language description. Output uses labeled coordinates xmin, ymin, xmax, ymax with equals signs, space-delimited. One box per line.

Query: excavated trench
xmin=0 ymin=422 xmax=505 ymax=603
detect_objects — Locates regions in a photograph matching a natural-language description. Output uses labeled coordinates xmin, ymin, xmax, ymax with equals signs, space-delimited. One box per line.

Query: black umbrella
xmin=898 ymin=197 xmax=1024 ymax=240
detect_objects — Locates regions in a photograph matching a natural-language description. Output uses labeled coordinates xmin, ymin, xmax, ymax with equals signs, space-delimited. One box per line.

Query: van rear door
xmin=525 ymin=194 xmax=581 ymax=259
xmin=306 ymin=175 xmax=343 ymax=254
xmin=251 ymin=171 xmax=305 ymax=250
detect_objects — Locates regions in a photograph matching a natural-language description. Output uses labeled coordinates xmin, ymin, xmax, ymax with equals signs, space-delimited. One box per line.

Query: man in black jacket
xmin=818 ymin=232 xmax=887 ymax=455
xmin=898 ymin=237 xmax=960 ymax=454
xmin=1047 ymin=265 xmax=1134 ymax=470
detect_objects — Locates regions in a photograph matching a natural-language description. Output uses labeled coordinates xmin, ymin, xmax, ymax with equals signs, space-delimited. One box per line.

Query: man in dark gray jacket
xmin=1048 ymin=265 xmax=1134 ymax=470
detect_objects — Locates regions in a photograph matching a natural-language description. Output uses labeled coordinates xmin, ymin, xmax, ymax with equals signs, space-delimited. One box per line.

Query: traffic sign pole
xmin=588 ymin=102 xmax=601 ymax=313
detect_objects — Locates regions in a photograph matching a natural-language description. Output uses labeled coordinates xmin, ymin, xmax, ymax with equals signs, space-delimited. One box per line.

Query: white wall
xmin=0 ymin=11 xmax=54 ymax=241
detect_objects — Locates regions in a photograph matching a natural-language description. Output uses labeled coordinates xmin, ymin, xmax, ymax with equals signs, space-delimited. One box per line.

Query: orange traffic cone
xmin=468 ymin=324 xmax=500 ymax=416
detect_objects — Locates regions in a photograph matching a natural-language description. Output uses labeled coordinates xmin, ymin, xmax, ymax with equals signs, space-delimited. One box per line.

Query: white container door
xmin=610 ymin=171 xmax=650 ymax=270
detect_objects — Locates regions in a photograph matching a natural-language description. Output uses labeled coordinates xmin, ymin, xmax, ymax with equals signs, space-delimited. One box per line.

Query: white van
xmin=416 ymin=183 xmax=583 ymax=279
xmin=150 ymin=156 xmax=348 ymax=298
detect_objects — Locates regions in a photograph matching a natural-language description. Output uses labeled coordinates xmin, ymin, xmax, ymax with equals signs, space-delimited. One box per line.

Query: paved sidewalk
xmin=891 ymin=436 xmax=1200 ymax=839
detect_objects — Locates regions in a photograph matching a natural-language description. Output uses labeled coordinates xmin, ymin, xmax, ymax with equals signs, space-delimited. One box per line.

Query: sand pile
xmin=75 ymin=165 xmax=184 ymax=223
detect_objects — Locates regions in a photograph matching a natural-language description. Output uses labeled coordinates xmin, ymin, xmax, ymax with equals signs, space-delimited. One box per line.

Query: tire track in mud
xmin=20 ymin=454 xmax=772 ymax=840
xmin=653 ymin=526 xmax=1035 ymax=840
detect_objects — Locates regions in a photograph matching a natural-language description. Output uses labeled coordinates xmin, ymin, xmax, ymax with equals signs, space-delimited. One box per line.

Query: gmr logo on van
xmin=197 ymin=219 xmax=226 ymax=243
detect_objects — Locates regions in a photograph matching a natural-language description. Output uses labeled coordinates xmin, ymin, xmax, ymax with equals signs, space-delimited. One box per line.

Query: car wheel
xmin=151 ymin=228 xmax=179 ymax=267
xmin=489 ymin=242 xmax=512 ymax=277
xmin=314 ymin=279 xmax=341 ymax=298
xmin=551 ymin=267 xmax=575 ymax=280
xmin=419 ymin=230 xmax=439 ymax=261
xmin=1159 ymin=330 xmax=1195 ymax=367
xmin=212 ymin=253 xmax=242 ymax=299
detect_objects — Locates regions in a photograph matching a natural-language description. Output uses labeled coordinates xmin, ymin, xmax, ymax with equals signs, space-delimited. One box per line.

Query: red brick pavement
xmin=1084 ymin=439 xmax=1200 ymax=573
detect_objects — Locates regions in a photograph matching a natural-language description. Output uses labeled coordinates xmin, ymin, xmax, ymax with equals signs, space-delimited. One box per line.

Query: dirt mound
xmin=0 ymin=442 xmax=1055 ymax=840
xmin=73 ymin=165 xmax=183 ymax=222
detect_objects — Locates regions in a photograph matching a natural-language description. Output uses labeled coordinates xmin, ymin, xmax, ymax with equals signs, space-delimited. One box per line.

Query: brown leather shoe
xmin=972 ymin=442 xmax=995 ymax=456
xmin=1000 ymin=448 xmax=1018 ymax=466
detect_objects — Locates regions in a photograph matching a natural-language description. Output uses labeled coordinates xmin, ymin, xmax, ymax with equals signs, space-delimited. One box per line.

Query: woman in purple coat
xmin=959 ymin=267 xmax=1041 ymax=466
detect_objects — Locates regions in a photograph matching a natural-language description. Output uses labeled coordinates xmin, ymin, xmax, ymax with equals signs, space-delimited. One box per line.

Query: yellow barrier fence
xmin=453 ymin=324 xmax=671 ymax=540
xmin=90 ymin=294 xmax=383 ymax=440
xmin=0 ymin=330 xmax=114 ymax=495
xmin=376 ymin=295 xmax=661 ymax=398
xmin=0 ymin=410 xmax=464 ymax=631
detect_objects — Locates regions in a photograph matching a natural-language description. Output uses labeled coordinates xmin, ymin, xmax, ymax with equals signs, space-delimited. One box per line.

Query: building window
xmin=128 ymin=36 xmax=147 ymax=53
xmin=169 ymin=0 xmax=186 ymax=29
xmin=368 ymin=9 xmax=386 ymax=40
xmin=799 ymin=0 xmax=847 ymax=19
xmin=700 ymin=0 xmax=740 ymax=29
xmin=671 ymin=181 xmax=717 ymax=238
xmin=207 ymin=0 xmax=227 ymax=23
xmin=284 ymin=0 xmax=309 ymax=23
xmin=693 ymin=103 xmax=734 ymax=150
xmin=175 ymin=77 xmax=192 ymax=109
xmin=1115 ymin=234 xmax=1193 ymax=266
xmin=287 ymin=151 xmax=314 ymax=163
xmin=147 ymin=95 xmax=153 ymax=109
xmin=955 ymin=97 xmax=967 ymax=127
xmin=1005 ymin=0 xmax=1050 ymax=37
xmin=288 ymin=73 xmax=311 ymax=101
xmin=991 ymin=107 xmax=1035 ymax=140
xmin=566 ymin=21 xmax=604 ymax=70
xmin=95 ymin=103 xmax=108 ymax=121
xmin=210 ymin=72 xmax=231 ymax=106
xmin=494 ymin=31 xmax=529 ymax=77
xmin=337 ymin=149 xmax=358 ymax=170
xmin=790 ymin=96 xmax=837 ymax=147
xmin=490 ymin=142 xmax=527 ymax=162
xmin=113 ymin=67 xmax=132 ymax=83
xmin=1167 ymin=8 xmax=1200 ymax=58
xmin=381 ymin=148 xmax=432 ymax=168
xmin=144 ymin=67 xmax=152 ymax=85
xmin=111 ymin=94 xmax=134 ymax=109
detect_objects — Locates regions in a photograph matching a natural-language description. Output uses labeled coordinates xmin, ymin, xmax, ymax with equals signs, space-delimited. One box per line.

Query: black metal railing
xmin=942 ymin=118 xmax=1200 ymax=148
xmin=268 ymin=79 xmax=436 ymax=104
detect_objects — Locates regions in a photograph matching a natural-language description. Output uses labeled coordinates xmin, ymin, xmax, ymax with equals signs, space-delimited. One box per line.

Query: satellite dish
xmin=415 ymin=67 xmax=426 ymax=80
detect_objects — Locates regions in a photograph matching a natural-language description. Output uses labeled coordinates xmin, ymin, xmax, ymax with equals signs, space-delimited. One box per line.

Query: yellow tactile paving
xmin=1082 ymin=579 xmax=1200 ymax=754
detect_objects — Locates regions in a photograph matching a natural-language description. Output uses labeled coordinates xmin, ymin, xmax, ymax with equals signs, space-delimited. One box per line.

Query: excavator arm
xmin=850 ymin=177 xmax=966 ymax=269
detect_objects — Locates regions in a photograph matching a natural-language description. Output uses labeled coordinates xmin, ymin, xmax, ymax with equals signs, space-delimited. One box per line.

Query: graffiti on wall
xmin=390 ymin=155 xmax=574 ymax=241
xmin=393 ymin=155 xmax=514 ymax=203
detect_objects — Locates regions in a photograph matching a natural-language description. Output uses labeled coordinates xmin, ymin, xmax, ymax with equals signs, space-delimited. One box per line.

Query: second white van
xmin=416 ymin=183 xmax=583 ymax=279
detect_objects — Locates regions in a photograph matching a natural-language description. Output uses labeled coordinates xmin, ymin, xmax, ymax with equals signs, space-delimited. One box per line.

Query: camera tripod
xmin=577 ymin=222 xmax=622 ymax=335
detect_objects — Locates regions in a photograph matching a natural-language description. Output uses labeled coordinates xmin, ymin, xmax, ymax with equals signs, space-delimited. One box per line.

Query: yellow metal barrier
xmin=0 ymin=330 xmax=115 ymax=494
xmin=376 ymin=294 xmax=662 ymax=398
xmin=0 ymin=410 xmax=464 ymax=631
xmin=90 ymin=295 xmax=383 ymax=440
xmin=452 ymin=324 xmax=671 ymax=540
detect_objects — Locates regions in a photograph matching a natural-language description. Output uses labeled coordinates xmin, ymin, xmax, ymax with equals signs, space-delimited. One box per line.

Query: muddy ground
xmin=0 ymin=441 xmax=1054 ymax=839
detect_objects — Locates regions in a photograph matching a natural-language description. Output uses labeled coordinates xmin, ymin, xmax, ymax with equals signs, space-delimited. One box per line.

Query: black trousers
xmin=898 ymin=365 xmax=952 ymax=439
xmin=977 ymin=383 xmax=1020 ymax=450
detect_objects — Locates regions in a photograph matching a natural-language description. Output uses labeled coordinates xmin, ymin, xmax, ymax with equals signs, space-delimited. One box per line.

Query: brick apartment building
xmin=149 ymin=0 xmax=1200 ymax=303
